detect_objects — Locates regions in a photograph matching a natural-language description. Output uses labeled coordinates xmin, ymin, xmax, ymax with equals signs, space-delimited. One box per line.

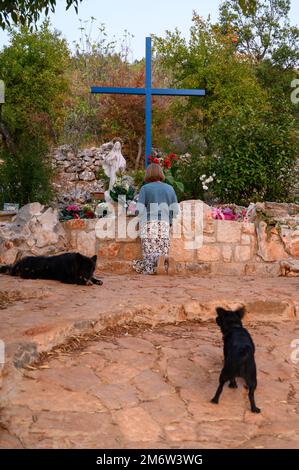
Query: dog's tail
xmin=0 ymin=265 xmax=12 ymax=274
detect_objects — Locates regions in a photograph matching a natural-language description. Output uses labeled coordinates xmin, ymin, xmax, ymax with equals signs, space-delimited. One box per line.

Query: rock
xmin=79 ymin=171 xmax=95 ymax=182
xmin=256 ymin=222 xmax=289 ymax=262
xmin=0 ymin=203 xmax=67 ymax=264
xmin=280 ymin=226 xmax=299 ymax=258
xmin=67 ymin=151 xmax=76 ymax=161
xmin=256 ymin=202 xmax=299 ymax=219
xmin=64 ymin=173 xmax=79 ymax=182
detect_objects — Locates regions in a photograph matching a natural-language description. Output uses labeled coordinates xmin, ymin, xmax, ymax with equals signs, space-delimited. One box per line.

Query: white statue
xmin=102 ymin=141 xmax=126 ymax=191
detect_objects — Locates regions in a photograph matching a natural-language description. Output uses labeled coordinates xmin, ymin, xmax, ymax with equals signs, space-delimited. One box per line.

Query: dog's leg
xmin=91 ymin=277 xmax=103 ymax=286
xmin=229 ymin=378 xmax=238 ymax=389
xmin=211 ymin=371 xmax=227 ymax=404
xmin=247 ymin=383 xmax=261 ymax=413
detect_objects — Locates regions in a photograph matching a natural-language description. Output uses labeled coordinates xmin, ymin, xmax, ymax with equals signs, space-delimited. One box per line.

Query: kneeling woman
xmin=133 ymin=163 xmax=179 ymax=275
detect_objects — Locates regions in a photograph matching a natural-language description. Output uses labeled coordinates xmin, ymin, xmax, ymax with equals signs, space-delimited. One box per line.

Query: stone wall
xmin=62 ymin=201 xmax=299 ymax=277
xmin=0 ymin=203 xmax=67 ymax=265
xmin=52 ymin=143 xmax=113 ymax=204
xmin=1 ymin=201 xmax=298 ymax=277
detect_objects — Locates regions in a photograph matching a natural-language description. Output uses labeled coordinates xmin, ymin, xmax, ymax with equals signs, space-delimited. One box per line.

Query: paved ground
xmin=1 ymin=321 xmax=299 ymax=449
xmin=0 ymin=274 xmax=299 ymax=448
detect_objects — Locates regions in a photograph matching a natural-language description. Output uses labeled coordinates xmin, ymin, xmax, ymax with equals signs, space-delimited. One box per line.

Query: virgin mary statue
xmin=102 ymin=141 xmax=126 ymax=191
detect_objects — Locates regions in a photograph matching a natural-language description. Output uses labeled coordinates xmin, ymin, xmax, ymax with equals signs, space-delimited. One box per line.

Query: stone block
xmin=185 ymin=263 xmax=211 ymax=275
xmin=210 ymin=262 xmax=245 ymax=276
xmin=197 ymin=245 xmax=221 ymax=262
xmin=98 ymin=242 xmax=122 ymax=258
xmin=123 ymin=243 xmax=142 ymax=260
xmin=241 ymin=234 xmax=251 ymax=245
xmin=216 ymin=220 xmax=242 ymax=243
xmin=242 ymin=222 xmax=256 ymax=235
xmin=64 ymin=219 xmax=87 ymax=231
xmin=169 ymin=238 xmax=196 ymax=262
xmin=76 ymin=231 xmax=97 ymax=257
xmin=234 ymin=245 xmax=252 ymax=262
xmin=222 ymin=245 xmax=233 ymax=263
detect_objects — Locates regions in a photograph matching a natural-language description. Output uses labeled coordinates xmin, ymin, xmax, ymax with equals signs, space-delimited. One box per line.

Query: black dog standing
xmin=211 ymin=307 xmax=261 ymax=413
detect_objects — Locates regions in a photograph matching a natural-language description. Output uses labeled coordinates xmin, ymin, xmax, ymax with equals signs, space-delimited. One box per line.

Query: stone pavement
xmin=1 ymin=273 xmax=299 ymax=448
xmin=1 ymin=321 xmax=299 ymax=449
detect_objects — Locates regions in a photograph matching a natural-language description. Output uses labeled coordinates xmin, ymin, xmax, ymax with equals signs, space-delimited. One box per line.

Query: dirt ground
xmin=0 ymin=274 xmax=299 ymax=449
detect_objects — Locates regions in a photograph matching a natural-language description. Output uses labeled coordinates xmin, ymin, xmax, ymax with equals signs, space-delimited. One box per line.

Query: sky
xmin=0 ymin=0 xmax=298 ymax=60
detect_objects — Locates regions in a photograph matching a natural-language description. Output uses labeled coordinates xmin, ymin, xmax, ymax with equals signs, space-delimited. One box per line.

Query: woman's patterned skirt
xmin=132 ymin=220 xmax=170 ymax=275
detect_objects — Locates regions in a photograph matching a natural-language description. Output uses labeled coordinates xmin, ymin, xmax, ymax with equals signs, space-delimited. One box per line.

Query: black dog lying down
xmin=0 ymin=252 xmax=103 ymax=286
xmin=211 ymin=306 xmax=261 ymax=413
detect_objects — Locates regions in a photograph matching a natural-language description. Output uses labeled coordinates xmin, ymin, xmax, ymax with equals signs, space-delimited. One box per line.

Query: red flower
xmin=168 ymin=153 xmax=178 ymax=160
xmin=84 ymin=211 xmax=95 ymax=219
xmin=153 ymin=158 xmax=160 ymax=164
xmin=163 ymin=159 xmax=171 ymax=169
xmin=73 ymin=213 xmax=80 ymax=220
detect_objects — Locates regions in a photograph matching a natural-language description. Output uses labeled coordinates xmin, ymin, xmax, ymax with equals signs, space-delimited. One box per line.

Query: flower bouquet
xmin=110 ymin=174 xmax=135 ymax=208
xmin=60 ymin=204 xmax=95 ymax=222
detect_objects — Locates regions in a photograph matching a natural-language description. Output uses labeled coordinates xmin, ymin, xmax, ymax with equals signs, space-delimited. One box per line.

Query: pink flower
xmin=67 ymin=205 xmax=80 ymax=212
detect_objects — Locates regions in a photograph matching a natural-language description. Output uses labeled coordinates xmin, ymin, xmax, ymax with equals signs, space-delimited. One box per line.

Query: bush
xmin=0 ymin=137 xmax=54 ymax=207
xmin=208 ymin=114 xmax=298 ymax=205
xmin=172 ymin=154 xmax=214 ymax=202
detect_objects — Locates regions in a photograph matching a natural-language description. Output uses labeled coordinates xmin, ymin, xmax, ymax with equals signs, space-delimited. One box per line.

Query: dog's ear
xmin=91 ymin=255 xmax=97 ymax=264
xmin=236 ymin=307 xmax=245 ymax=319
xmin=216 ymin=307 xmax=226 ymax=317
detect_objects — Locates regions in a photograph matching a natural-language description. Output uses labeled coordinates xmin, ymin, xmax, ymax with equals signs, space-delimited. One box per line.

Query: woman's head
xmin=144 ymin=163 xmax=165 ymax=183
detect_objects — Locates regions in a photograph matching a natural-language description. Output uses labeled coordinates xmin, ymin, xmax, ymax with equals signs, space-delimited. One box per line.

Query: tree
xmin=0 ymin=22 xmax=70 ymax=205
xmin=219 ymin=0 xmax=299 ymax=67
xmin=0 ymin=0 xmax=82 ymax=30
xmin=0 ymin=21 xmax=70 ymax=142
xmin=154 ymin=12 xmax=298 ymax=203
xmin=154 ymin=14 xmax=269 ymax=147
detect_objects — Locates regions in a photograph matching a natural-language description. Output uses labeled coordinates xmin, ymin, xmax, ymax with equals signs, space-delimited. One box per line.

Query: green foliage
xmin=131 ymin=168 xmax=146 ymax=191
xmin=0 ymin=21 xmax=70 ymax=140
xmin=154 ymin=14 xmax=269 ymax=147
xmin=208 ymin=113 xmax=298 ymax=205
xmin=154 ymin=8 xmax=298 ymax=204
xmin=172 ymin=155 xmax=213 ymax=201
xmin=96 ymin=166 xmax=110 ymax=189
xmin=0 ymin=0 xmax=82 ymax=30
xmin=164 ymin=170 xmax=185 ymax=199
xmin=219 ymin=0 xmax=299 ymax=67
xmin=0 ymin=136 xmax=54 ymax=206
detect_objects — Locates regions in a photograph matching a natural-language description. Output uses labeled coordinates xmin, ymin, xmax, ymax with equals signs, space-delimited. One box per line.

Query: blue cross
xmin=91 ymin=37 xmax=206 ymax=167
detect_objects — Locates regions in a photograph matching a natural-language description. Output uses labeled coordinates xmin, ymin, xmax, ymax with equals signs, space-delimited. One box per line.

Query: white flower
xmin=203 ymin=185 xmax=208 ymax=190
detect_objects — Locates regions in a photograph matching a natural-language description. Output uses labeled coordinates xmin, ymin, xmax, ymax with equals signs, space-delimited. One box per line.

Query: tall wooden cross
xmin=91 ymin=37 xmax=206 ymax=167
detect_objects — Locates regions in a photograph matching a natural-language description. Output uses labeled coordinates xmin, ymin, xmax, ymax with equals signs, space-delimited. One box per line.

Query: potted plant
xmin=92 ymin=167 xmax=110 ymax=201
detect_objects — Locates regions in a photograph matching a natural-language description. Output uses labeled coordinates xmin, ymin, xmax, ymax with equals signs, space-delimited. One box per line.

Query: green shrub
xmin=208 ymin=114 xmax=298 ymax=205
xmin=0 ymin=137 xmax=54 ymax=207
